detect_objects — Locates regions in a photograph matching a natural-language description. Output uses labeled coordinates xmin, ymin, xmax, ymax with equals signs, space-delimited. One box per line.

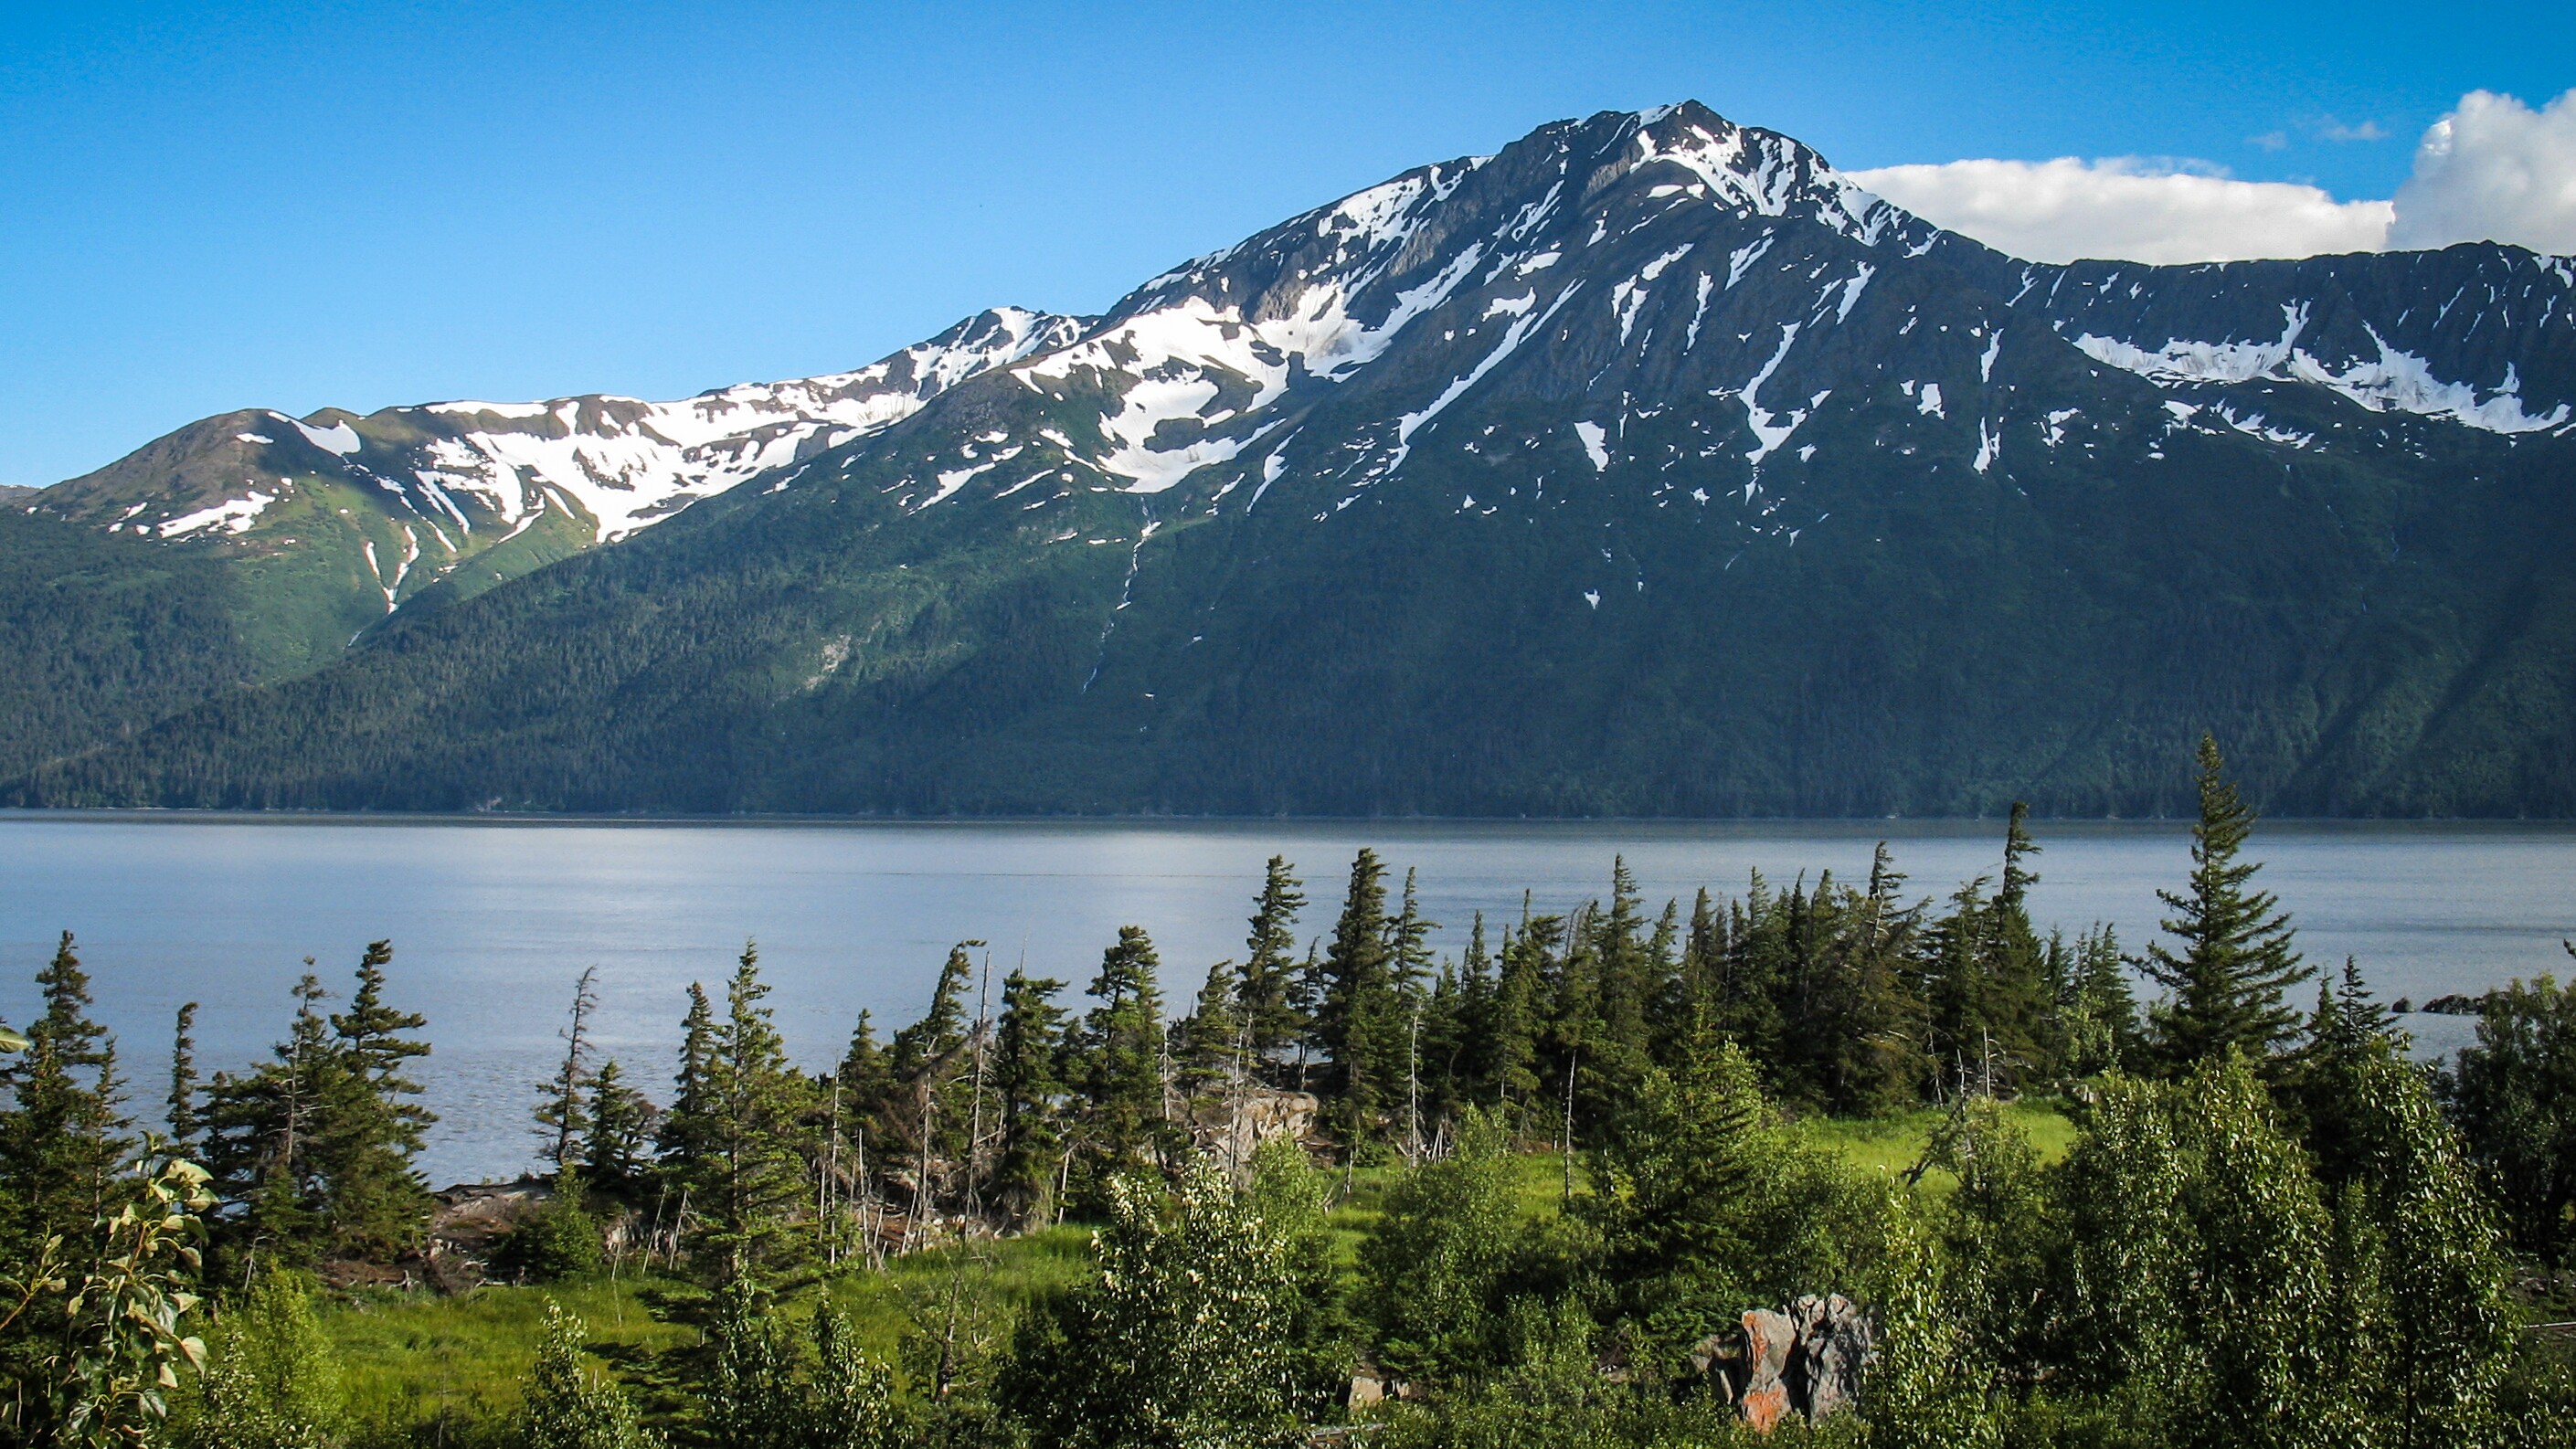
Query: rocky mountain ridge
xmin=13 ymin=102 xmax=2576 ymax=814
xmin=23 ymin=307 xmax=1084 ymax=668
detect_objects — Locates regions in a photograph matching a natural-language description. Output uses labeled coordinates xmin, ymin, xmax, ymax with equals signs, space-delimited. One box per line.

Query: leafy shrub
xmin=521 ymin=1300 xmax=658 ymax=1449
xmin=497 ymin=1180 xmax=604 ymax=1285
xmin=183 ymin=1270 xmax=345 ymax=1449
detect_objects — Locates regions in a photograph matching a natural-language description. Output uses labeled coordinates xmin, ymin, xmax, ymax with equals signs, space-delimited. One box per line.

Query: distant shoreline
xmin=7 ymin=808 xmax=2576 ymax=832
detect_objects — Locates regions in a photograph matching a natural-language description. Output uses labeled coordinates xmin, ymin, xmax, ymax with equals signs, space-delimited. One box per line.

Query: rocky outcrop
xmin=1693 ymin=1294 xmax=1876 ymax=1431
xmin=1787 ymin=1293 xmax=1874 ymax=1422
xmin=1188 ymin=1085 xmax=1321 ymax=1164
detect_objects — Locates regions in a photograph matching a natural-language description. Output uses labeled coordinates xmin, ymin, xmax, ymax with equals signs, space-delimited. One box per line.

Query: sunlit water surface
xmin=5 ymin=814 xmax=2569 ymax=1185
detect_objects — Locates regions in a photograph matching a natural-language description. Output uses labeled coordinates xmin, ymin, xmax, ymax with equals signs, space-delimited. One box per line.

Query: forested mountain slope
xmin=15 ymin=102 xmax=2576 ymax=814
xmin=0 ymin=509 xmax=258 ymax=781
xmin=0 ymin=302 xmax=1081 ymax=767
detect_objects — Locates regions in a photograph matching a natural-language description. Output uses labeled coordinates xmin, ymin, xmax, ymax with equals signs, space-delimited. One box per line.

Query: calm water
xmin=4 ymin=814 xmax=2571 ymax=1186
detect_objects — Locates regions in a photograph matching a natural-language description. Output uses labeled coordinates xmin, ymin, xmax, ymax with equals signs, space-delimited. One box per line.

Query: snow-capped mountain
xmin=774 ymin=102 xmax=2570 ymax=552
xmin=16 ymin=102 xmax=2576 ymax=816
xmin=30 ymin=307 xmax=1083 ymax=647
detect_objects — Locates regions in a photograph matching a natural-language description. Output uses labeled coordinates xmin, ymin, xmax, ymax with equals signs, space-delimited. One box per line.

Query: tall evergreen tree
xmin=1588 ymin=859 xmax=1658 ymax=1095
xmin=1440 ymin=912 xmax=1497 ymax=1109
xmin=1986 ymin=803 xmax=2057 ymax=1079
xmin=991 ymin=968 xmax=1069 ymax=1226
xmin=2142 ymin=735 xmax=2312 ymax=1070
xmin=688 ymin=942 xmax=811 ymax=1281
xmin=535 ymin=966 xmax=600 ymax=1175
xmin=1922 ymin=879 xmax=1997 ymax=1095
xmin=833 ymin=1009 xmax=893 ymax=1156
xmin=1383 ymin=869 xmax=1440 ymax=1157
xmin=0 ymin=932 xmax=130 ymax=1251
xmin=1170 ymin=959 xmax=1240 ymax=1104
xmin=1716 ymin=872 xmax=1790 ymax=1073
xmin=202 ymin=970 xmax=335 ymax=1266
xmin=1073 ymin=926 xmax=1169 ymax=1180
xmin=1663 ymin=886 xmax=1726 ymax=1058
xmin=1487 ymin=909 xmax=1550 ymax=1127
xmin=0 ymin=929 xmax=132 ymax=1359
xmin=314 ymin=940 xmax=436 ymax=1259
xmin=886 ymin=945 xmax=981 ymax=1206
xmin=1312 ymin=850 xmax=1395 ymax=1150
xmin=166 ymin=1000 xmax=201 ymax=1154
xmin=1236 ymin=857 xmax=1307 ymax=1073
xmin=660 ymin=982 xmax=719 ymax=1175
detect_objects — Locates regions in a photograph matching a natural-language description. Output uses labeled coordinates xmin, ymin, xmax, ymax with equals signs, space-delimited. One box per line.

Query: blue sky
xmin=3 ymin=0 xmax=2569 ymax=486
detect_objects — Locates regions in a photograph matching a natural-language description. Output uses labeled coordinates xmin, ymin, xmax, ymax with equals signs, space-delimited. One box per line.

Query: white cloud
xmin=1846 ymin=156 xmax=2393 ymax=264
xmin=2388 ymin=89 xmax=2576 ymax=253
xmin=1847 ymin=88 xmax=2576 ymax=264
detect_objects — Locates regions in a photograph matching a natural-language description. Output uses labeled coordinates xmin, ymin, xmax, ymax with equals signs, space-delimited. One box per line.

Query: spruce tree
xmin=688 ymin=942 xmax=810 ymax=1282
xmin=835 ymin=1010 xmax=892 ymax=1117
xmin=0 ymin=931 xmax=131 ymax=1254
xmin=1235 ymin=856 xmax=1307 ymax=1072
xmin=535 ymin=966 xmax=600 ymax=1175
xmin=991 ymin=968 xmax=1069 ymax=1226
xmin=167 ymin=1000 xmax=201 ymax=1154
xmin=0 ymin=929 xmax=133 ymax=1409
xmin=1987 ymin=803 xmax=2056 ymax=1079
xmin=1313 ymin=850 xmax=1394 ymax=1148
xmin=1587 ymin=859 xmax=1658 ymax=1099
xmin=2060 ymin=925 xmax=2140 ymax=1078
xmin=1442 ymin=913 xmax=1498 ymax=1108
xmin=2142 ymin=735 xmax=2312 ymax=1071
xmin=202 ymin=970 xmax=336 ymax=1264
xmin=1170 ymin=959 xmax=1240 ymax=1104
xmin=580 ymin=1059 xmax=657 ymax=1194
xmin=1073 ymin=926 xmax=1168 ymax=1179
xmin=1542 ymin=904 xmax=1601 ymax=1163
xmin=659 ymin=982 xmax=719 ymax=1176
xmin=316 ymin=939 xmax=435 ymax=1259
xmin=1383 ymin=868 xmax=1439 ymax=1157
xmin=1718 ymin=872 xmax=1790 ymax=1074
xmin=887 ymin=945 xmax=980 ymax=1202
xmin=1487 ymin=911 xmax=1550 ymax=1126
xmin=1846 ymin=842 xmax=1932 ymax=1112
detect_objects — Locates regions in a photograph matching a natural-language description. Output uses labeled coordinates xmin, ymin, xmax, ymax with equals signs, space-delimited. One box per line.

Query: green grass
xmin=318 ymin=1227 xmax=1101 ymax=1436
xmin=1793 ymin=1100 xmax=2079 ymax=1182
xmin=327 ymin=1276 xmax=688 ymax=1433
xmin=313 ymin=1105 xmax=2079 ymax=1437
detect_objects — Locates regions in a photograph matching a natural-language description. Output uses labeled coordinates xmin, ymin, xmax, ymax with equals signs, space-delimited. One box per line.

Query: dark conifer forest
xmin=4 ymin=739 xmax=2573 ymax=1447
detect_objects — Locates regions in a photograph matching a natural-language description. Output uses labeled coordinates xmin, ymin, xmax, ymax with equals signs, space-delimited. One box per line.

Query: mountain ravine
xmin=11 ymin=101 xmax=2576 ymax=815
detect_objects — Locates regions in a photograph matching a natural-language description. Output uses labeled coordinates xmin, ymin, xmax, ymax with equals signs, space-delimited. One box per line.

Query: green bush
xmin=497 ymin=1181 xmax=605 ymax=1285
xmin=182 ymin=1270 xmax=346 ymax=1449
xmin=521 ymin=1300 xmax=658 ymax=1449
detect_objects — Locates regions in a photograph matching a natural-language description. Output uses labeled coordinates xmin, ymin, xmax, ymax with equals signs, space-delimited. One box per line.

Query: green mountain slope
xmin=0 ymin=311 xmax=1083 ymax=771
xmin=0 ymin=509 xmax=259 ymax=781
xmin=13 ymin=103 xmax=2576 ymax=815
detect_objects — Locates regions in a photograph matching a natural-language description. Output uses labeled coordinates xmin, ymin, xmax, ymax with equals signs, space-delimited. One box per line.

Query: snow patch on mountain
xmin=1574 ymin=421 xmax=1611 ymax=471
xmin=285 ymin=418 xmax=361 ymax=455
xmin=2073 ymin=301 xmax=2569 ymax=433
xmin=159 ymin=490 xmax=275 ymax=538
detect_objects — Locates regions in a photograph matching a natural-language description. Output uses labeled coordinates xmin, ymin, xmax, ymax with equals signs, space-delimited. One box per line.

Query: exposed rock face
xmin=1701 ymin=1295 xmax=1877 ymax=1431
xmin=1737 ymin=1307 xmax=1797 ymax=1432
xmin=1187 ymin=1084 xmax=1320 ymax=1163
xmin=1787 ymin=1293 xmax=1875 ymax=1422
